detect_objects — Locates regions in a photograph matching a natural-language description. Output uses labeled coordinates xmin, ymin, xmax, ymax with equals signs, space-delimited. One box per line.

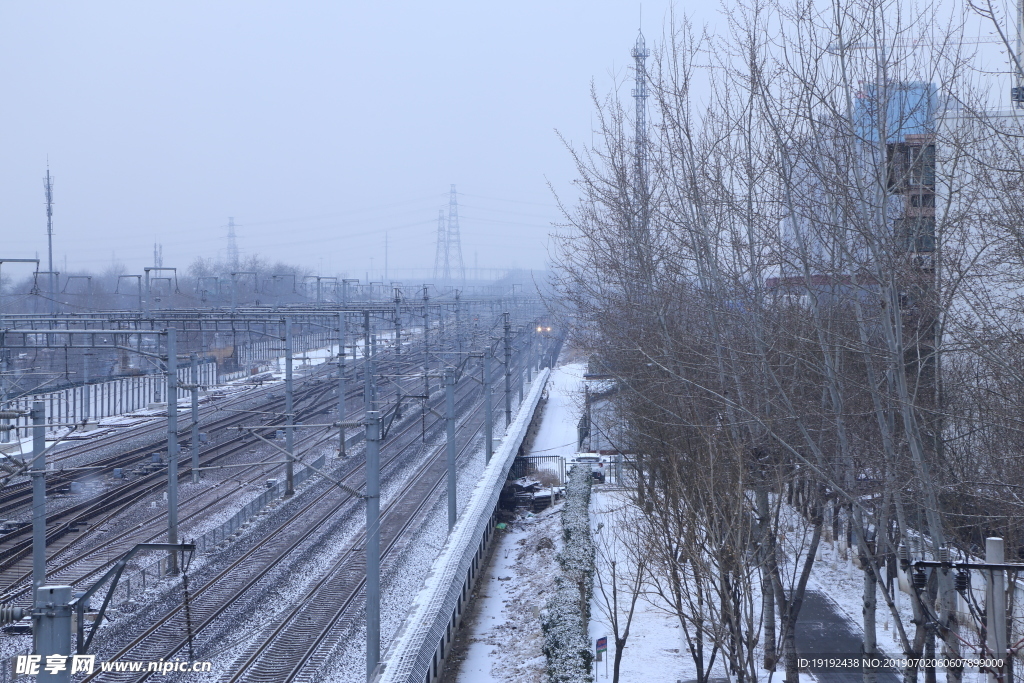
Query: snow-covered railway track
xmin=0 ymin=345 xmax=421 ymax=597
xmin=0 ymin=376 xmax=339 ymax=592
xmin=225 ymin=388 xmax=491 ymax=683
xmin=80 ymin=361 xmax=487 ymax=682
xmin=0 ymin=389 xmax=341 ymax=604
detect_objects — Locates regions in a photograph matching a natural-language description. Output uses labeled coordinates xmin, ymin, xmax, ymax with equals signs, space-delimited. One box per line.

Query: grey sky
xmin=0 ymin=1 xmax=678 ymax=280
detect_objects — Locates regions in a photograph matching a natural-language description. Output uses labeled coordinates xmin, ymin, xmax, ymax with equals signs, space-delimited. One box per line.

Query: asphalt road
xmin=796 ymin=590 xmax=900 ymax=683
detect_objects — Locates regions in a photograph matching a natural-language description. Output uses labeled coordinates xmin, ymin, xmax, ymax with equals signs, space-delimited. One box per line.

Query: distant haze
xmin=0 ymin=1 xmax=679 ymax=279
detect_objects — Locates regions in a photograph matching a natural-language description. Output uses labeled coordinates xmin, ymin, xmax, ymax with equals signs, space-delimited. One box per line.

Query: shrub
xmin=542 ymin=465 xmax=595 ymax=683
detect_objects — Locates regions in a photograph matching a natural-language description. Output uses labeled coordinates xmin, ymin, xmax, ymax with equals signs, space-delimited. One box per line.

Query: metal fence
xmin=509 ymin=455 xmax=565 ymax=485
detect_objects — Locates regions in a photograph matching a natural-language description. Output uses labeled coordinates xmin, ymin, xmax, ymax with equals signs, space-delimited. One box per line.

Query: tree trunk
xmin=904 ymin=588 xmax=927 ymax=683
xmin=782 ymin=621 xmax=799 ymax=683
xmin=757 ymin=485 xmax=777 ymax=671
xmin=614 ymin=636 xmax=625 ymax=683
xmin=864 ymin=563 xmax=878 ymax=683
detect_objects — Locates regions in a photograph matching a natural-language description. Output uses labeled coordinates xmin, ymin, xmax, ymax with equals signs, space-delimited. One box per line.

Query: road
xmin=796 ymin=590 xmax=900 ymax=683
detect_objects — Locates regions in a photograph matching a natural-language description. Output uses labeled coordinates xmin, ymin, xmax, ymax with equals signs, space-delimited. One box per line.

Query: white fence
xmin=1 ymin=361 xmax=217 ymax=434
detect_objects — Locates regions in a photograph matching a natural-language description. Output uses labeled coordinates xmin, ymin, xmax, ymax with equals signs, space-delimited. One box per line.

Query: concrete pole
xmin=445 ymin=367 xmax=456 ymax=531
xmin=166 ymin=329 xmax=179 ymax=574
xmin=338 ymin=313 xmax=347 ymax=457
xmin=484 ymin=354 xmax=493 ymax=462
xmin=365 ymin=411 xmax=381 ymax=683
xmin=363 ymin=310 xmax=371 ymax=360
xmin=518 ymin=343 xmax=524 ymax=404
xmin=526 ymin=330 xmax=533 ymax=384
xmin=33 ymin=584 xmax=72 ymax=683
xmin=31 ymin=401 xmax=46 ymax=597
xmin=455 ymin=295 xmax=461 ymax=355
xmin=423 ymin=303 xmax=430 ymax=399
xmin=503 ymin=313 xmax=512 ymax=428
xmin=82 ymin=352 xmax=90 ymax=423
xmin=0 ymin=352 xmax=8 ymax=444
xmin=190 ymin=353 xmax=200 ymax=483
xmin=144 ymin=269 xmax=151 ymax=317
xmin=363 ymin=312 xmax=374 ymax=412
xmin=285 ymin=319 xmax=294 ymax=496
xmin=230 ymin=274 xmax=237 ymax=314
xmin=394 ymin=294 xmax=401 ymax=356
xmin=987 ymin=537 xmax=1007 ymax=683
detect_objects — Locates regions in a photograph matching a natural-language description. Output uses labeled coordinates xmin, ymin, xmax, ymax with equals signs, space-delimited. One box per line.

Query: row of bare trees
xmin=553 ymin=0 xmax=1024 ymax=682
xmin=0 ymin=254 xmax=313 ymax=315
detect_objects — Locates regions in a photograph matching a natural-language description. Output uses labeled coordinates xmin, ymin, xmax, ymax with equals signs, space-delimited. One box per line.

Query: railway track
xmin=0 ymin=383 xmax=344 ymax=604
xmin=0 ymin=345 xmax=428 ymax=592
xmin=82 ymin=356 xmax=493 ymax=682
xmin=228 ymin=379 xmax=496 ymax=683
xmin=0 ymin=374 xmax=339 ymax=580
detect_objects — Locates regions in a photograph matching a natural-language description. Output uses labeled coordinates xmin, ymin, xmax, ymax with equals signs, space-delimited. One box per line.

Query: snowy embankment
xmin=372 ymin=366 xmax=550 ymax=683
xmin=455 ymin=357 xmax=977 ymax=683
xmin=452 ymin=361 xmax=585 ymax=683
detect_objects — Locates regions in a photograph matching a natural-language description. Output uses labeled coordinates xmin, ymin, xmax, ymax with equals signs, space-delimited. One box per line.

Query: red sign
xmin=596 ymin=637 xmax=607 ymax=653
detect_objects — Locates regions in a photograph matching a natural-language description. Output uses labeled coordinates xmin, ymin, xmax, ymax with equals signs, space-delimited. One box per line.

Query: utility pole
xmin=31 ymin=402 xmax=46 ymax=596
xmin=445 ymin=367 xmax=457 ymax=530
xmin=364 ymin=311 xmax=373 ymax=411
xmin=166 ymin=329 xmax=179 ymax=574
xmin=190 ymin=353 xmax=200 ymax=483
xmin=143 ymin=269 xmax=151 ymax=317
xmin=365 ymin=411 xmax=381 ymax=683
xmin=423 ymin=287 xmax=431 ymax=399
xmin=483 ymin=352 xmax=493 ymax=462
xmin=503 ymin=313 xmax=512 ymax=428
xmin=34 ymin=585 xmax=72 ymax=683
xmin=82 ymin=352 xmax=90 ymax=425
xmin=285 ymin=319 xmax=294 ymax=496
xmin=393 ymin=286 xmax=401 ymax=356
xmin=0 ymin=354 xmax=7 ymax=445
xmin=518 ymin=335 xmax=524 ymax=405
xmin=338 ymin=312 xmax=347 ymax=457
xmin=525 ymin=328 xmax=532 ymax=384
xmin=454 ymin=292 xmax=461 ymax=345
xmin=44 ymin=168 xmax=55 ymax=317
xmin=987 ymin=537 xmax=1007 ymax=683
xmin=363 ymin=310 xmax=371 ymax=360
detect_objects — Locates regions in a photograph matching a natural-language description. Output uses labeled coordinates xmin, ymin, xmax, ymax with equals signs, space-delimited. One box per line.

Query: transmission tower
xmin=446 ymin=185 xmax=465 ymax=285
xmin=227 ymin=216 xmax=239 ymax=270
xmin=433 ymin=209 xmax=449 ymax=281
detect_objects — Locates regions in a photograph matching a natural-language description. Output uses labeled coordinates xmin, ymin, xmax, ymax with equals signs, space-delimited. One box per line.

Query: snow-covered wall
xmin=374 ymin=367 xmax=551 ymax=683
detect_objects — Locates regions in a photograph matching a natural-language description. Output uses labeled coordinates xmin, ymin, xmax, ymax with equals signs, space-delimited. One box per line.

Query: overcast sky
xmin=0 ymin=1 xmax=686 ymax=281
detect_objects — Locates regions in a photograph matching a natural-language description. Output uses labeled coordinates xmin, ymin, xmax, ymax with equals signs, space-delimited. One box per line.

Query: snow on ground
xmin=453 ymin=358 xmax=827 ymax=683
xmin=589 ymin=489 xmax=703 ymax=683
xmin=454 ymin=507 xmax=563 ymax=683
xmin=527 ymin=362 xmax=585 ymax=462
xmin=452 ymin=361 xmax=584 ymax=683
